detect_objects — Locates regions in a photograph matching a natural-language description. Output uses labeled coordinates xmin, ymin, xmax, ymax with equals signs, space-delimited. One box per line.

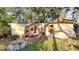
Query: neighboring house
xmin=65 ymin=9 xmax=74 ymax=20
xmin=59 ymin=8 xmax=75 ymax=20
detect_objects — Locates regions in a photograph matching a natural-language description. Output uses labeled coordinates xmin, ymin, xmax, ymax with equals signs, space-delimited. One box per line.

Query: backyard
xmin=0 ymin=7 xmax=79 ymax=51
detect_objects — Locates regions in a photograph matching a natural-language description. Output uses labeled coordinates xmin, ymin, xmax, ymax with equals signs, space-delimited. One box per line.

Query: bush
xmin=0 ymin=20 xmax=11 ymax=37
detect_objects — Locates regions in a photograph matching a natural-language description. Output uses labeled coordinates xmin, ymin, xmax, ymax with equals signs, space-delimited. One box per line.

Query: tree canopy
xmin=0 ymin=7 xmax=75 ymax=37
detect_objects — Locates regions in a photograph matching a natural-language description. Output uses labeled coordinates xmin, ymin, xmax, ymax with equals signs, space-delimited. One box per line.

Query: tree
xmin=0 ymin=7 xmax=15 ymax=37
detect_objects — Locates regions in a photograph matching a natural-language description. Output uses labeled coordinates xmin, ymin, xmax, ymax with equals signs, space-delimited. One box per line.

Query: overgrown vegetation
xmin=22 ymin=38 xmax=79 ymax=51
xmin=0 ymin=7 xmax=63 ymax=37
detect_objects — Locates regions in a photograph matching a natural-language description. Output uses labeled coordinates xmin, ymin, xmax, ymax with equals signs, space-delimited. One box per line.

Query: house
xmin=45 ymin=20 xmax=76 ymax=39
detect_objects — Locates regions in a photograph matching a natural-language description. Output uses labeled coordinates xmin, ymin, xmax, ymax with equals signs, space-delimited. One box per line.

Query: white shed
xmin=8 ymin=23 xmax=26 ymax=37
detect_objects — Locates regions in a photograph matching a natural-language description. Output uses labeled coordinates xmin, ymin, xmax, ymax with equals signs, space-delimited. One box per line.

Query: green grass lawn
xmin=0 ymin=38 xmax=79 ymax=51
xmin=22 ymin=38 xmax=79 ymax=51
xmin=22 ymin=40 xmax=43 ymax=51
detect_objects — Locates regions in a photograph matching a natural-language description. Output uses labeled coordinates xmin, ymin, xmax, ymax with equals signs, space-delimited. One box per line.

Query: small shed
xmin=8 ymin=23 xmax=26 ymax=37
